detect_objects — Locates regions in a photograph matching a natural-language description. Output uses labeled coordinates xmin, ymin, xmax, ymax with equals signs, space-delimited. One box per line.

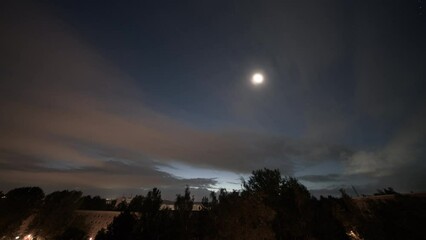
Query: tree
xmin=312 ymin=196 xmax=349 ymax=240
xmin=79 ymin=195 xmax=108 ymax=210
xmin=133 ymin=188 xmax=164 ymax=239
xmin=243 ymin=168 xmax=282 ymax=200
xmin=142 ymin=188 xmax=162 ymax=216
xmin=201 ymin=191 xmax=218 ymax=211
xmin=374 ymin=187 xmax=399 ymax=196
xmin=242 ymin=168 xmax=319 ymax=239
xmin=0 ymin=187 xmax=44 ymax=236
xmin=352 ymin=194 xmax=426 ymax=240
xmin=56 ymin=226 xmax=88 ymax=240
xmin=94 ymin=228 xmax=107 ymax=240
xmin=175 ymin=186 xmax=194 ymax=212
xmin=194 ymin=191 xmax=219 ymax=239
xmin=97 ymin=210 xmax=137 ymax=240
xmin=211 ymin=189 xmax=275 ymax=240
xmin=116 ymin=200 xmax=128 ymax=211
xmin=29 ymin=190 xmax=83 ymax=239
xmin=128 ymin=195 xmax=144 ymax=212
xmin=173 ymin=186 xmax=194 ymax=240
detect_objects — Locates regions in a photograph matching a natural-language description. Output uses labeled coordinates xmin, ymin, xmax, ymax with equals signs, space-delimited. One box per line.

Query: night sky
xmin=1 ymin=0 xmax=425 ymax=200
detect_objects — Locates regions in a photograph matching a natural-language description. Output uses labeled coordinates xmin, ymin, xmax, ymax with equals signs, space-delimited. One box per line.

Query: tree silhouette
xmin=56 ymin=226 xmax=88 ymax=240
xmin=2 ymin=169 xmax=424 ymax=240
xmin=172 ymin=186 xmax=195 ymax=239
xmin=142 ymin=188 xmax=162 ymax=216
xmin=0 ymin=187 xmax=44 ymax=236
xmin=128 ymin=195 xmax=144 ymax=212
xmin=243 ymin=168 xmax=337 ymax=239
xmin=79 ymin=195 xmax=108 ymax=210
xmin=312 ymin=196 xmax=349 ymax=240
xmin=243 ymin=168 xmax=282 ymax=199
xmin=29 ymin=190 xmax=83 ymax=239
xmin=374 ymin=187 xmax=399 ymax=196
xmin=135 ymin=188 xmax=164 ymax=240
xmin=116 ymin=200 xmax=128 ymax=211
xmin=99 ymin=210 xmax=137 ymax=240
xmin=212 ymin=189 xmax=276 ymax=240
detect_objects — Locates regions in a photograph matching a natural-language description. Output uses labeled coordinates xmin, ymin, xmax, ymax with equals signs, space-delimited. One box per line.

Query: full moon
xmin=251 ymin=73 xmax=264 ymax=85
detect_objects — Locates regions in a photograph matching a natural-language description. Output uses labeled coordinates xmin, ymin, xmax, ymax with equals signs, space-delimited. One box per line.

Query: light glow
xmin=251 ymin=73 xmax=264 ymax=85
xmin=24 ymin=234 xmax=33 ymax=240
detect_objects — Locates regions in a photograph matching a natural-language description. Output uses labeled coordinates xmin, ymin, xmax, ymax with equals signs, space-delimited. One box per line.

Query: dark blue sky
xmin=1 ymin=0 xmax=425 ymax=199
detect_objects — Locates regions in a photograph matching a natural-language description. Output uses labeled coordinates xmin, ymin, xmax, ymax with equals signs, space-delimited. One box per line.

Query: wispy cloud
xmin=1 ymin=1 xmax=425 ymax=198
xmin=0 ymin=2 xmax=351 ymax=197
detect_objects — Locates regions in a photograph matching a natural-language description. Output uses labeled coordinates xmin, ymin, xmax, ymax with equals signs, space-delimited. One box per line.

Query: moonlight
xmin=251 ymin=73 xmax=264 ymax=85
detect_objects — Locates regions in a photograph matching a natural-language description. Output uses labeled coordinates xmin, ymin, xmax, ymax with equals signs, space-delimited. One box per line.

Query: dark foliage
xmin=358 ymin=195 xmax=426 ymax=240
xmin=97 ymin=210 xmax=137 ymax=240
xmin=57 ymin=226 xmax=88 ymax=240
xmin=173 ymin=186 xmax=195 ymax=239
xmin=242 ymin=168 xmax=348 ymax=240
xmin=0 ymin=187 xmax=44 ymax=236
xmin=29 ymin=190 xmax=83 ymax=239
xmin=128 ymin=195 xmax=144 ymax=212
xmin=374 ymin=187 xmax=399 ymax=196
xmin=79 ymin=195 xmax=115 ymax=211
xmin=2 ymin=169 xmax=425 ymax=240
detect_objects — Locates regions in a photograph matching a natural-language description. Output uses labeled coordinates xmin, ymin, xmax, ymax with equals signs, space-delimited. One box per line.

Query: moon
xmin=251 ymin=73 xmax=264 ymax=85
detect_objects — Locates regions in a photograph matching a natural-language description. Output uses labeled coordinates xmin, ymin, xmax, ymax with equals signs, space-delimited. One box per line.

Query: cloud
xmin=298 ymin=174 xmax=341 ymax=183
xmin=243 ymin=0 xmax=426 ymax=195
xmin=1 ymin=1 xmax=424 ymax=198
xmin=0 ymin=1 xmax=351 ymax=198
xmin=344 ymin=107 xmax=426 ymax=192
xmin=301 ymin=104 xmax=426 ymax=194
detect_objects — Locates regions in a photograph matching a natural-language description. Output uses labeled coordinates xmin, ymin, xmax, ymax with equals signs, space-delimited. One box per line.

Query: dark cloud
xmin=0 ymin=2 xmax=351 ymax=198
xmin=0 ymin=151 xmax=47 ymax=172
xmin=298 ymin=174 xmax=341 ymax=183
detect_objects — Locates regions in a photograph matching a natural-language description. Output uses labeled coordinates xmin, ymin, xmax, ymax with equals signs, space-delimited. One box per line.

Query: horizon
xmin=3 ymin=182 xmax=424 ymax=202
